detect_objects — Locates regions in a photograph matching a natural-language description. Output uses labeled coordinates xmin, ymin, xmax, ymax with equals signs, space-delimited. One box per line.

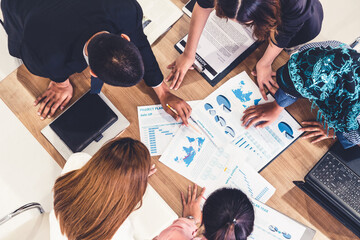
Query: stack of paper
xmin=137 ymin=71 xmax=313 ymax=238
xmin=138 ymin=72 xmax=302 ymax=203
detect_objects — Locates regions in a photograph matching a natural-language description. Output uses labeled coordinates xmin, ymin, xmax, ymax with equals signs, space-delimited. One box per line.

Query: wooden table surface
xmin=0 ymin=1 xmax=357 ymax=239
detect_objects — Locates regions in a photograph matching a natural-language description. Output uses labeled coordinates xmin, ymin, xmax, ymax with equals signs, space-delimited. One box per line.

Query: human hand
xmin=181 ymin=184 xmax=206 ymax=226
xmin=165 ymin=53 xmax=195 ymax=90
xmin=148 ymin=164 xmax=157 ymax=177
xmin=299 ymin=121 xmax=335 ymax=143
xmin=160 ymin=92 xmax=192 ymax=126
xmin=253 ymin=62 xmax=279 ymax=100
xmin=34 ymin=79 xmax=73 ymax=119
xmin=241 ymin=101 xmax=284 ymax=129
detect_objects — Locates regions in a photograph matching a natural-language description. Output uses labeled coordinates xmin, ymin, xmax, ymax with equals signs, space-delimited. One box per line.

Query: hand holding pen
xmin=166 ymin=104 xmax=202 ymax=135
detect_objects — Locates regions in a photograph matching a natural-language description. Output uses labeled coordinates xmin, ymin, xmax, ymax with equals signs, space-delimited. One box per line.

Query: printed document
xmin=138 ymin=101 xmax=199 ymax=156
xmin=175 ymin=11 xmax=256 ymax=80
xmin=159 ymin=125 xmax=275 ymax=203
xmin=138 ymin=0 xmax=183 ymax=45
xmin=250 ymin=199 xmax=313 ymax=240
xmin=191 ymin=72 xmax=302 ymax=171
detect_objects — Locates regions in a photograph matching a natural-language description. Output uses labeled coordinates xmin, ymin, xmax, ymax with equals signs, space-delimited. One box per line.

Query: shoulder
xmin=280 ymin=0 xmax=319 ymax=18
xmin=61 ymin=153 xmax=91 ymax=174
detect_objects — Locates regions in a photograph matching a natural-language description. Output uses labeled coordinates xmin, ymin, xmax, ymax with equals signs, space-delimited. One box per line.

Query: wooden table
xmin=0 ymin=1 xmax=357 ymax=239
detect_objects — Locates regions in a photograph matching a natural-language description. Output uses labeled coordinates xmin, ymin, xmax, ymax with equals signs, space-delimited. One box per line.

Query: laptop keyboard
xmin=308 ymin=152 xmax=360 ymax=216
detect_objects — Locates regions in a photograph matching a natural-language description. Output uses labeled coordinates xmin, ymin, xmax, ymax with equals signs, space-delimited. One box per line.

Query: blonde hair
xmin=53 ymin=138 xmax=151 ymax=240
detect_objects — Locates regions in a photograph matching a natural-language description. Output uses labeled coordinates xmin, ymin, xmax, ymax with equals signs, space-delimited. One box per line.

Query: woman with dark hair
xmin=165 ymin=0 xmax=323 ymax=100
xmin=50 ymin=137 xmax=156 ymax=240
xmin=156 ymin=186 xmax=255 ymax=240
xmin=241 ymin=41 xmax=360 ymax=148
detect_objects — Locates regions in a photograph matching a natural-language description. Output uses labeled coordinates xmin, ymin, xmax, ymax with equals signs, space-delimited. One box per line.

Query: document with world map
xmin=191 ymin=71 xmax=302 ymax=171
xmin=159 ymin=125 xmax=276 ymax=203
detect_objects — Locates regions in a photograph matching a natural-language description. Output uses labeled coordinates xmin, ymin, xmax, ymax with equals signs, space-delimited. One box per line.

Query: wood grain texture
xmin=0 ymin=1 xmax=357 ymax=239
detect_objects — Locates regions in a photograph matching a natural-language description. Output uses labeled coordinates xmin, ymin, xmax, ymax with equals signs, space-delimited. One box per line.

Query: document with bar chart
xmin=191 ymin=71 xmax=302 ymax=172
xmin=138 ymin=101 xmax=199 ymax=156
xmin=159 ymin=125 xmax=275 ymax=203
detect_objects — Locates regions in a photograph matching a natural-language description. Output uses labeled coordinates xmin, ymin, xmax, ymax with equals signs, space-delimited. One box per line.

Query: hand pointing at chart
xmin=241 ymin=101 xmax=284 ymax=129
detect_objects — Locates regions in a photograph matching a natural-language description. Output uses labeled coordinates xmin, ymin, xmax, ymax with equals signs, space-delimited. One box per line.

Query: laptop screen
xmin=331 ymin=141 xmax=360 ymax=176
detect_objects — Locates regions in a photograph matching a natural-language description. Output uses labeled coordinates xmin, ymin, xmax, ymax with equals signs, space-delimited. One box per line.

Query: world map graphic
xmin=174 ymin=136 xmax=205 ymax=167
xmin=232 ymin=80 xmax=261 ymax=107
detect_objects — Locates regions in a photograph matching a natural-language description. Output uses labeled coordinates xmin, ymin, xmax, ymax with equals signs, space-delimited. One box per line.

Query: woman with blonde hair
xmin=50 ymin=137 xmax=156 ymax=240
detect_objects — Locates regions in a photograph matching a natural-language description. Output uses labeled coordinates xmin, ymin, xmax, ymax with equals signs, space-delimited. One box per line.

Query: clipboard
xmin=175 ymin=39 xmax=260 ymax=87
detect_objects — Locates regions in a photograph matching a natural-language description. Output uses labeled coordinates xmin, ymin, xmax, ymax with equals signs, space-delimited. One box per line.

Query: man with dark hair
xmin=87 ymin=33 xmax=145 ymax=87
xmin=1 ymin=0 xmax=191 ymax=123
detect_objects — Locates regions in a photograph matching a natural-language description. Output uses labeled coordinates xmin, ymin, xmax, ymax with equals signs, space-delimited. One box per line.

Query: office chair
xmin=0 ymin=202 xmax=50 ymax=240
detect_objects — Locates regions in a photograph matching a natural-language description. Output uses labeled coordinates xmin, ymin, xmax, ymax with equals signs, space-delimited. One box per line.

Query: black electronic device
xmin=50 ymin=91 xmax=118 ymax=153
xmin=294 ymin=141 xmax=360 ymax=238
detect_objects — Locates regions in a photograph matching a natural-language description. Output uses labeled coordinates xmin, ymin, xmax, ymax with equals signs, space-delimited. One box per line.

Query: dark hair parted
xmin=215 ymin=0 xmax=281 ymax=42
xmin=88 ymin=33 xmax=145 ymax=87
xmin=202 ymin=188 xmax=255 ymax=240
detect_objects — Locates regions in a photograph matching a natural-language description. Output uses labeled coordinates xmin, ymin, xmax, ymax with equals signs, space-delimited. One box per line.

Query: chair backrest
xmin=0 ymin=203 xmax=50 ymax=240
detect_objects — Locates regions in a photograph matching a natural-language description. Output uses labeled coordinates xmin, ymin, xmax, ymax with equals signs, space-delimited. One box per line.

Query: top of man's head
xmin=88 ymin=33 xmax=144 ymax=87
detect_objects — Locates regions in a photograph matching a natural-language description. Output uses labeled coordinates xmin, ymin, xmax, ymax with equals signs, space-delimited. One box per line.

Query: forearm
xmin=184 ymin=3 xmax=212 ymax=58
xmin=153 ymin=81 xmax=170 ymax=101
xmin=257 ymin=43 xmax=283 ymax=67
xmin=156 ymin=218 xmax=198 ymax=239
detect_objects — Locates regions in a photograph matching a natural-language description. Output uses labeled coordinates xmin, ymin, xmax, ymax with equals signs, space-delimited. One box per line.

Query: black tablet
xmin=50 ymin=91 xmax=118 ymax=152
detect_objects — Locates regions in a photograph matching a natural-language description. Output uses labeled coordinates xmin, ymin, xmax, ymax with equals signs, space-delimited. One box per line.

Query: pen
xmin=166 ymin=104 xmax=202 ymax=135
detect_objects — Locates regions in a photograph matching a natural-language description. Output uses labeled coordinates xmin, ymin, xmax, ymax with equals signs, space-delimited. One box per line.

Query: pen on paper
xmin=166 ymin=104 xmax=202 ymax=135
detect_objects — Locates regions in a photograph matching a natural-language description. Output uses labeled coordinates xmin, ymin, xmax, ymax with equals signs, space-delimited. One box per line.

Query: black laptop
xmin=294 ymin=141 xmax=360 ymax=238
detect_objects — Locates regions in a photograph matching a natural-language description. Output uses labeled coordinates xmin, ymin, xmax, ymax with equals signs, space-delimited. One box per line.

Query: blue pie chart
xmin=217 ymin=95 xmax=231 ymax=113
xmin=214 ymin=115 xmax=226 ymax=126
xmin=278 ymin=122 xmax=294 ymax=139
xmin=204 ymin=103 xmax=213 ymax=111
xmin=224 ymin=126 xmax=235 ymax=138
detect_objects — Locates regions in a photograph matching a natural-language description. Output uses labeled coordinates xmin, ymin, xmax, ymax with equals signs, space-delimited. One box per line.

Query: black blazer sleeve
xmin=130 ymin=27 xmax=163 ymax=87
xmin=196 ymin=0 xmax=214 ymax=9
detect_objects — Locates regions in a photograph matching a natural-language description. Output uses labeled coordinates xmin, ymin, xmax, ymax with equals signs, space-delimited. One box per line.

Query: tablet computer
xmin=49 ymin=91 xmax=118 ymax=153
xmin=42 ymin=91 xmax=130 ymax=160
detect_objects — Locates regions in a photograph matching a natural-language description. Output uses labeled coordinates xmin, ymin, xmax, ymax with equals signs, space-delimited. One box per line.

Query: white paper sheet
xmin=250 ymin=199 xmax=308 ymax=240
xmin=138 ymin=0 xmax=183 ymax=45
xmin=191 ymin=72 xmax=302 ymax=171
xmin=138 ymin=101 xmax=199 ymax=156
xmin=159 ymin=125 xmax=275 ymax=203
xmin=176 ymin=11 xmax=256 ymax=80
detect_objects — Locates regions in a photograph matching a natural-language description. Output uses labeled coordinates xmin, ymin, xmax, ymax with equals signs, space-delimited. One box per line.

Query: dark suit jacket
xmin=1 ymin=0 xmax=163 ymax=86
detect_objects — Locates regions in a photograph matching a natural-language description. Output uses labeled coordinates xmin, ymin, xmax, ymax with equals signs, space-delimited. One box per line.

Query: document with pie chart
xmin=191 ymin=71 xmax=303 ymax=172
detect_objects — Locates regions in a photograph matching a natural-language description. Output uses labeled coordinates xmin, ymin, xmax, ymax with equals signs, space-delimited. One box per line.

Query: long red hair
xmin=53 ymin=137 xmax=151 ymax=240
